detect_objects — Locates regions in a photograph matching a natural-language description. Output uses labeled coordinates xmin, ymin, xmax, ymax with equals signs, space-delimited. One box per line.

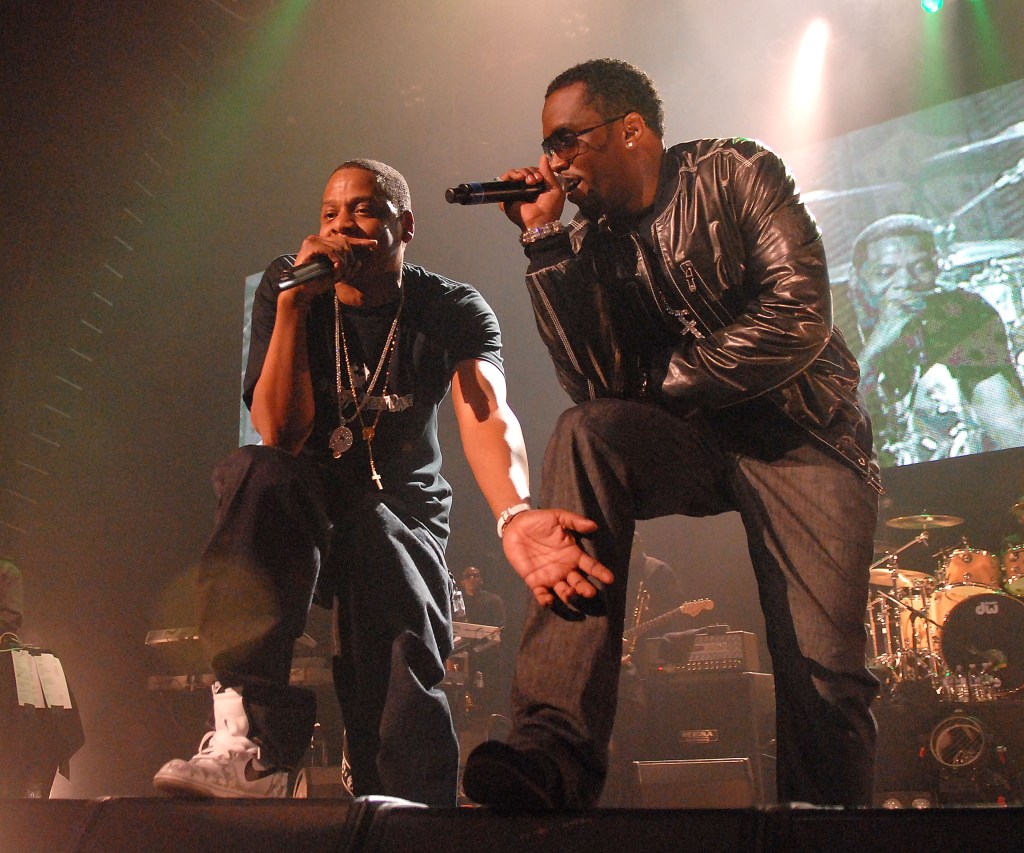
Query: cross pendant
xmin=371 ymin=470 xmax=383 ymax=490
xmin=669 ymin=309 xmax=704 ymax=340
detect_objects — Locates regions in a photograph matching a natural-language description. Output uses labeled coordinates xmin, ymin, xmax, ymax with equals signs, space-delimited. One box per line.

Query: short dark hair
xmin=546 ymin=58 xmax=665 ymax=137
xmin=332 ymin=158 xmax=412 ymax=213
xmin=850 ymin=214 xmax=937 ymax=272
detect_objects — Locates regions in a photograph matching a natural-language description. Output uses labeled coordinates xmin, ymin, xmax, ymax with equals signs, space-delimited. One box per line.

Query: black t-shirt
xmin=874 ymin=289 xmax=1020 ymax=399
xmin=243 ymin=258 xmax=503 ymax=545
xmin=463 ymin=588 xmax=506 ymax=629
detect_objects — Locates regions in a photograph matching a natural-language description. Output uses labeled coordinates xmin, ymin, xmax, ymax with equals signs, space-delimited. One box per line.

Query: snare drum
xmin=930 ymin=585 xmax=1024 ymax=695
xmin=1003 ymin=545 xmax=1024 ymax=597
xmin=942 ymin=548 xmax=1001 ymax=587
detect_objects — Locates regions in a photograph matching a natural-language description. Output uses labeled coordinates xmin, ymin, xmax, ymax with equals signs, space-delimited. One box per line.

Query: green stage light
xmin=922 ymin=0 xmax=943 ymax=12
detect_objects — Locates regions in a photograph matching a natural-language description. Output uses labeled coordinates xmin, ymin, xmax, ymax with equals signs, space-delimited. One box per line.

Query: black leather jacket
xmin=523 ymin=138 xmax=881 ymax=490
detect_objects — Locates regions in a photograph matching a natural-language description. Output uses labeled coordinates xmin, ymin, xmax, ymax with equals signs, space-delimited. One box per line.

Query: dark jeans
xmin=508 ymin=399 xmax=879 ymax=807
xmin=195 ymin=445 xmax=459 ymax=806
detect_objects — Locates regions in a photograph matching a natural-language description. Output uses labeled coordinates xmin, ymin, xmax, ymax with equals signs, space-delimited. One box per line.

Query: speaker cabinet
xmin=637 ymin=671 xmax=776 ymax=804
xmin=633 ymin=757 xmax=757 ymax=808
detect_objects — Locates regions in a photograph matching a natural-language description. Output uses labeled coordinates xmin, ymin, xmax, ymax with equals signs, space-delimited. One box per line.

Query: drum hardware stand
xmin=872 ymin=584 xmax=944 ymax=682
xmin=868 ymin=530 xmax=933 ymax=628
xmin=867 ymin=532 xmax=940 ymax=682
xmin=869 ymin=531 xmax=930 ymax=574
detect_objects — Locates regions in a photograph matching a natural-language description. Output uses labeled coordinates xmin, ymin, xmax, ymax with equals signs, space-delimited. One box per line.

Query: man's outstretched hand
xmin=501 ymin=508 xmax=614 ymax=610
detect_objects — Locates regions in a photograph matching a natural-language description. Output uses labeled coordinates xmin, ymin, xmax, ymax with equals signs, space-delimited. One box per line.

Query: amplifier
xmin=635 ymin=671 xmax=776 ymax=805
xmin=636 ymin=627 xmax=759 ymax=674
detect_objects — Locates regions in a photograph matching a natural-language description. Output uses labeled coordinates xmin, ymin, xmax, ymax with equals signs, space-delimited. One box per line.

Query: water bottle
xmin=309 ymin=722 xmax=327 ymax=767
xmin=954 ymin=665 xmax=970 ymax=702
xmin=452 ymin=588 xmax=466 ymax=621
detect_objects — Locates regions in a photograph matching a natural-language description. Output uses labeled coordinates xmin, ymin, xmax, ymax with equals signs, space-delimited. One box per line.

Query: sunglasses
xmin=541 ymin=113 xmax=630 ymax=159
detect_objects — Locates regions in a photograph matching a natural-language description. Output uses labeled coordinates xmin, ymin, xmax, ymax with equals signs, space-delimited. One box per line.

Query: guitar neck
xmin=623 ymin=598 xmax=714 ymax=640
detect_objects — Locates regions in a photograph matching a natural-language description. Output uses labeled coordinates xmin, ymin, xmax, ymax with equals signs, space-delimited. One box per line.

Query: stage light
xmin=922 ymin=0 xmax=943 ymax=12
xmin=788 ymin=18 xmax=829 ymax=119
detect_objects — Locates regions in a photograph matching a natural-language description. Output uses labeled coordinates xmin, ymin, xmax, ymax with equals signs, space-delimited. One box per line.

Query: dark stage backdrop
xmin=3 ymin=0 xmax=1024 ymax=797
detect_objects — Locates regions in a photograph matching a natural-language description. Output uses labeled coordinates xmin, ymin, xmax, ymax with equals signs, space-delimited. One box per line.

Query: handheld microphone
xmin=445 ymin=180 xmax=546 ymax=205
xmin=276 ymin=256 xmax=334 ymax=291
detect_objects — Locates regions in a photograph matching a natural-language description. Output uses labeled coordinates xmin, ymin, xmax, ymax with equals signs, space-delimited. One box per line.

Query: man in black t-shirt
xmin=153 ymin=159 xmax=600 ymax=806
xmin=460 ymin=566 xmax=506 ymax=630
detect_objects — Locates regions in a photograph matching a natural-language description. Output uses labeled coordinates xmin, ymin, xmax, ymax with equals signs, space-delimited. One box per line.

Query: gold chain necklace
xmin=330 ymin=288 xmax=403 ymax=490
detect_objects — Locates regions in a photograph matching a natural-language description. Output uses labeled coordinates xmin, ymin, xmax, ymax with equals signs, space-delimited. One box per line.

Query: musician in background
xmin=459 ymin=566 xmax=507 ymax=713
xmin=848 ymin=214 xmax=1024 ymax=466
xmin=623 ymin=533 xmax=686 ymax=651
xmin=460 ymin=566 xmax=506 ymax=629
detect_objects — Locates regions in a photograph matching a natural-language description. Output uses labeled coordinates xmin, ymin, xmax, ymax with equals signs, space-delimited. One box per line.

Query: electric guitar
xmin=621 ymin=598 xmax=715 ymax=665
xmin=623 ymin=597 xmax=715 ymax=642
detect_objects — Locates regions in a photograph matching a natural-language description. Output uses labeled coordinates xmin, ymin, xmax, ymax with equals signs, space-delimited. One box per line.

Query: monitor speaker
xmin=633 ymin=757 xmax=758 ymax=808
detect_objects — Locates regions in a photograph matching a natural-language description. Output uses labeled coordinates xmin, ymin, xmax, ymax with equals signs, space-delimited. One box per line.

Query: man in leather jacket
xmin=463 ymin=58 xmax=882 ymax=810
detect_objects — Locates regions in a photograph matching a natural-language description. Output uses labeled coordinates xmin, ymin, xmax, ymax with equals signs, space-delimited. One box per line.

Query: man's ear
xmin=623 ymin=111 xmax=646 ymax=147
xmin=401 ymin=210 xmax=415 ymax=244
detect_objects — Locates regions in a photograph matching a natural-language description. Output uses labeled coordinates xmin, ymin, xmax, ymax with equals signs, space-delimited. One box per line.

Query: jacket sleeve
xmin=523 ymin=230 xmax=645 ymax=404
xmin=652 ymin=143 xmax=834 ymax=412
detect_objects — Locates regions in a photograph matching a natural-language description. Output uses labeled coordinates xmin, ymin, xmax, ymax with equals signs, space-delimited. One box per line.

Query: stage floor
xmin=1 ymin=797 xmax=1021 ymax=853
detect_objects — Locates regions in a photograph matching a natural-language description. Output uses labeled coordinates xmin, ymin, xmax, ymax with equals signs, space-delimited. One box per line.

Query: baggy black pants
xmin=506 ymin=399 xmax=879 ymax=807
xmin=195 ymin=445 xmax=459 ymax=806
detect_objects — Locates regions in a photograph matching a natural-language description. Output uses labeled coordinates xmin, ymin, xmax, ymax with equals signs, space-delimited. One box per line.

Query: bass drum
xmin=933 ymin=587 xmax=1024 ymax=695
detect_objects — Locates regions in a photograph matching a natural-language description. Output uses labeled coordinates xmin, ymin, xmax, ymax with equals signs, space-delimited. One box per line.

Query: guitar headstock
xmin=679 ymin=598 xmax=714 ymax=617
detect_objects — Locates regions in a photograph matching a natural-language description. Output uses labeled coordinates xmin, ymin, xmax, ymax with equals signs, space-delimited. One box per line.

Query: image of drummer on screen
xmin=848 ymin=214 xmax=1024 ymax=466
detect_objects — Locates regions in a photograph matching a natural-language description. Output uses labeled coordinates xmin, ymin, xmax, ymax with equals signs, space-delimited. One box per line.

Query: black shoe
xmin=462 ymin=740 xmax=563 ymax=811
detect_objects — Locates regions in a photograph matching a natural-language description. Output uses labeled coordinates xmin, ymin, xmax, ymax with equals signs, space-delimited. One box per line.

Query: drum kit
xmin=866 ymin=511 xmax=1024 ymax=702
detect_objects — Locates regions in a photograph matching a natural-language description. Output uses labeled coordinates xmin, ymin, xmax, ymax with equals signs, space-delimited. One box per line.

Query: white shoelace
xmin=192 ymin=728 xmax=259 ymax=761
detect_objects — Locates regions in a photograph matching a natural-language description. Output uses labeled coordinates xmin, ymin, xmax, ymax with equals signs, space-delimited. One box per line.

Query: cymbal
xmin=802 ymin=182 xmax=901 ymax=204
xmin=943 ymin=239 xmax=1024 ymax=270
xmin=928 ymin=120 xmax=1024 ymax=163
xmin=869 ymin=568 xmax=934 ymax=588
xmin=886 ymin=513 xmax=964 ymax=530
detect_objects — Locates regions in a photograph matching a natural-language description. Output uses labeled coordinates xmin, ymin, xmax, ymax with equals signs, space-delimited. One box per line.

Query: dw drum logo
xmin=975 ymin=599 xmax=1000 ymax=616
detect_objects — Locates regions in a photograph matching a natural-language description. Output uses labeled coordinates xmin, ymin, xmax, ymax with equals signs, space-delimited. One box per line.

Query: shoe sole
xmin=462 ymin=753 xmax=553 ymax=811
xmin=153 ymin=772 xmax=286 ymax=799
xmin=152 ymin=774 xmax=220 ymax=798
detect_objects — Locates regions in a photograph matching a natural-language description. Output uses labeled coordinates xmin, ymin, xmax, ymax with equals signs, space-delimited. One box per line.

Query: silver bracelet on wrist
xmin=520 ymin=221 xmax=566 ymax=246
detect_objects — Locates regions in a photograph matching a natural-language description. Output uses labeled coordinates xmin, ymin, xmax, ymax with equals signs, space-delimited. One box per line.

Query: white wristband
xmin=497 ymin=502 xmax=532 ymax=538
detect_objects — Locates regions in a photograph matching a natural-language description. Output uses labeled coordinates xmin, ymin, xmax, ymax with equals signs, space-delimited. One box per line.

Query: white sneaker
xmin=153 ymin=730 xmax=290 ymax=798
